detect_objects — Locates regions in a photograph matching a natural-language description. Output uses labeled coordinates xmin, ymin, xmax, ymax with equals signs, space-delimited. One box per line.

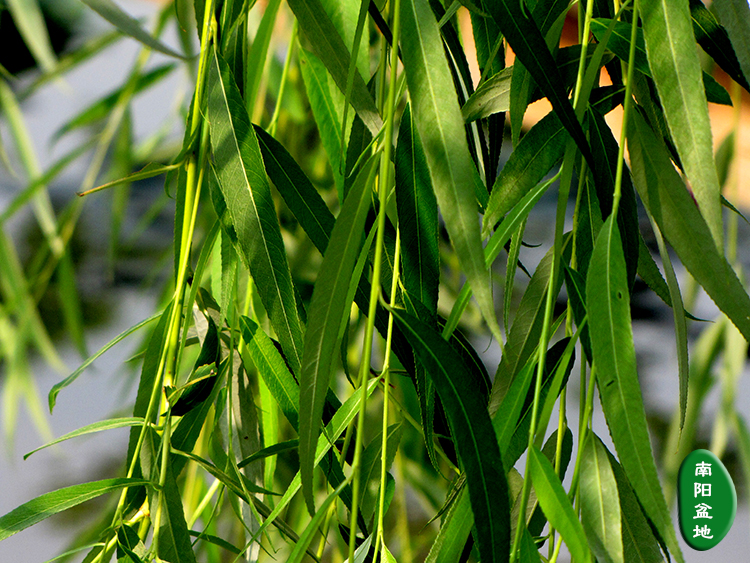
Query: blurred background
xmin=0 ymin=1 xmax=748 ymax=561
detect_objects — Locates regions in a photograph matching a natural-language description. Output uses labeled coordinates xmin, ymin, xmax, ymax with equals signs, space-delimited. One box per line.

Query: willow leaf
xmin=691 ymin=0 xmax=750 ymax=92
xmin=605 ymin=445 xmax=665 ymax=563
xmin=80 ymin=0 xmax=185 ymax=59
xmin=254 ymin=127 xmax=335 ymax=254
xmin=392 ymin=308 xmax=510 ymax=563
xmin=394 ymin=109 xmax=440 ymax=471
xmin=158 ymin=466 xmax=197 ymax=563
xmin=24 ymin=418 xmax=144 ymax=460
xmin=240 ymin=317 xmax=300 ymax=431
xmin=0 ymin=478 xmax=149 ymax=541
xmin=482 ymin=111 xmax=566 ymax=236
xmin=5 ymin=0 xmax=56 ymax=73
xmin=401 ymin=0 xmax=500 ymax=342
xmin=49 ymin=311 xmax=161 ymax=412
xmin=485 ymin=0 xmax=591 ymax=162
xmin=640 ymin=1 xmax=723 ymax=248
xmin=650 ymin=220 xmax=689 ymax=431
xmin=529 ymin=446 xmax=591 ymax=563
xmin=298 ymin=156 xmax=377 ymax=513
xmin=299 ymin=47 xmax=346 ymax=197
xmin=287 ymin=0 xmax=381 ymax=135
xmin=208 ymin=48 xmax=304 ymax=376
xmin=395 ymin=104 xmax=439 ymax=317
xmin=424 ymin=488 xmax=473 ymax=563
xmin=589 ymin=18 xmax=731 ymax=106
xmin=712 ymin=0 xmax=750 ymax=90
xmin=580 ymin=433 xmax=623 ymax=563
xmin=586 ymin=214 xmax=683 ymax=563
xmin=628 ymin=110 xmax=750 ymax=342
xmin=246 ymin=380 xmax=378 ymax=544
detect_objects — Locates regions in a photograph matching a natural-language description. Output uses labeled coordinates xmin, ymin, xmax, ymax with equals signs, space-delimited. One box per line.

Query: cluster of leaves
xmin=2 ymin=0 xmax=750 ymax=562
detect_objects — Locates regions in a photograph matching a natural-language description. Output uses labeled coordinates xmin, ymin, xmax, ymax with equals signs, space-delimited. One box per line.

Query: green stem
xmin=348 ymin=2 xmax=401 ymax=561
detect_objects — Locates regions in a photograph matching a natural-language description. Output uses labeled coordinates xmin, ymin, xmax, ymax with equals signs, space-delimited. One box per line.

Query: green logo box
xmin=677 ymin=449 xmax=736 ymax=550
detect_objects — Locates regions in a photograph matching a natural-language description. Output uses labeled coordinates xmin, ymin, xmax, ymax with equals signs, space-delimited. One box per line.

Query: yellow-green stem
xmin=348 ymin=2 xmax=401 ymax=560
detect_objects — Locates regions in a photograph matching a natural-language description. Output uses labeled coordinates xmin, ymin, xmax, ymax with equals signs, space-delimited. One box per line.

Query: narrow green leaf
xmin=298 ymin=155 xmax=377 ymax=513
xmin=395 ymin=104 xmax=439 ymax=317
xmin=24 ymin=417 xmax=144 ymax=460
xmin=157 ymin=466 xmax=197 ymax=563
xmin=392 ymin=308 xmax=510 ymax=563
xmin=78 ymin=161 xmax=181 ymax=197
xmin=80 ymin=0 xmax=186 ymax=59
xmin=529 ymin=446 xmax=591 ymax=563
xmin=590 ymin=18 xmax=731 ymax=106
xmin=0 ymin=478 xmax=148 ymax=541
xmin=482 ymin=112 xmax=565 ymax=236
xmin=401 ymin=0 xmax=501 ymax=342
xmin=5 ymin=0 xmax=57 ymax=73
xmin=254 ymin=126 xmax=335 ymax=254
xmin=48 ymin=312 xmax=161 ymax=412
xmin=580 ymin=433 xmax=623 ymax=563
xmin=636 ymin=235 xmax=672 ymax=309
xmin=485 ymin=0 xmax=591 ymax=161
xmin=298 ymin=47 xmax=346 ymax=197
xmin=208 ymin=48 xmax=304 ymax=376
xmin=508 ymin=0 xmax=569 ymax=145
xmin=424 ymin=488 xmax=473 ymax=563
xmin=244 ymin=0 xmax=282 ymax=111
xmin=712 ymin=0 xmax=750 ymax=91
xmin=244 ymin=380 xmax=378 ymax=545
xmin=605 ymin=445 xmax=665 ymax=563
xmin=287 ymin=0 xmax=382 ymax=135
xmin=629 ymin=110 xmax=750 ymax=342
xmin=640 ymin=1 xmax=723 ymax=248
xmin=240 ymin=316 xmax=301 ymax=431
xmin=690 ymin=0 xmax=750 ymax=93
xmin=490 ymin=245 xmax=561 ymax=407
xmin=586 ymin=214 xmax=683 ymax=563
xmin=650 ymin=220 xmax=689 ymax=430
xmin=564 ymin=266 xmax=592 ymax=362
xmin=286 ymin=480 xmax=347 ymax=563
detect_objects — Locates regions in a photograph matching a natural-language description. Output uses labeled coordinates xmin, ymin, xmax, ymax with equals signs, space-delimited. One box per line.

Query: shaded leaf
xmin=157 ymin=466 xmax=197 ymax=563
xmin=641 ymin=1 xmax=723 ymax=248
xmin=587 ymin=214 xmax=683 ymax=563
xmin=712 ymin=0 xmax=750 ymax=92
xmin=298 ymin=156 xmax=377 ymax=513
xmin=629 ymin=110 xmax=750 ymax=342
xmin=392 ymin=307 xmax=510 ymax=563
xmin=485 ymin=0 xmax=591 ymax=162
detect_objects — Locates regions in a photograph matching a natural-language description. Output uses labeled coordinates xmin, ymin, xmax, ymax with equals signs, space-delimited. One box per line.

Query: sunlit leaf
xmin=401 ymin=0 xmax=501 ymax=342
xmin=208 ymin=47 xmax=305 ymax=376
xmin=0 ymin=478 xmax=149 ymax=541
